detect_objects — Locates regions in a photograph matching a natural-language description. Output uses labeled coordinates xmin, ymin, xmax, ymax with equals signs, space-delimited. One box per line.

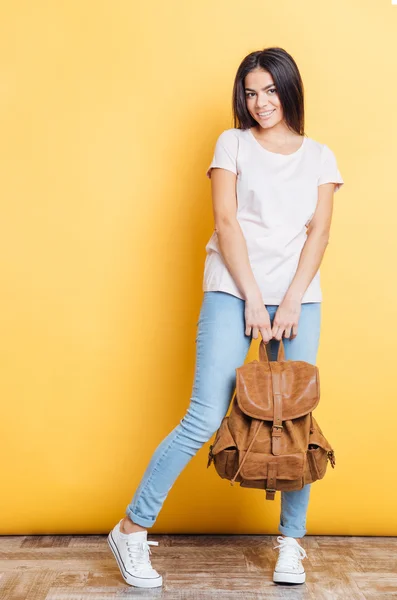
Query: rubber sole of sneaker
xmin=273 ymin=570 xmax=305 ymax=584
xmin=107 ymin=531 xmax=163 ymax=588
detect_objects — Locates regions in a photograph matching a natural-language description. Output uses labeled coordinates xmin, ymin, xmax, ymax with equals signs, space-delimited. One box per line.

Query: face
xmin=244 ymin=69 xmax=284 ymax=129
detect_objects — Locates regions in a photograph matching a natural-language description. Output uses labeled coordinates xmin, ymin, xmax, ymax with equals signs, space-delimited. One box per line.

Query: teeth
xmin=258 ymin=110 xmax=274 ymax=116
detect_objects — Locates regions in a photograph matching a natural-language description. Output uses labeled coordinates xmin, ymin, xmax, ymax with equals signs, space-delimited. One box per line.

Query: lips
xmin=257 ymin=109 xmax=275 ymax=117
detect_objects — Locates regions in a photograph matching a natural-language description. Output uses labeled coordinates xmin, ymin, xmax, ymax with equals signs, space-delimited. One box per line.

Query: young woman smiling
xmin=108 ymin=46 xmax=344 ymax=588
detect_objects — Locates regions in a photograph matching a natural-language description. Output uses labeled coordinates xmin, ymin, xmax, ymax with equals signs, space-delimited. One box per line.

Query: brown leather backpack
xmin=207 ymin=339 xmax=336 ymax=500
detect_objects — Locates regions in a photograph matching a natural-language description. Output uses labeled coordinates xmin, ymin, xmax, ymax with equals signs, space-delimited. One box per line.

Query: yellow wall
xmin=1 ymin=1 xmax=396 ymax=535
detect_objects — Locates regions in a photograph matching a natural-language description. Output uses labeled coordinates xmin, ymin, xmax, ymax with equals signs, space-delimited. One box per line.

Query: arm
xmin=209 ymin=167 xmax=273 ymax=342
xmin=209 ymin=167 xmax=261 ymax=301
xmin=272 ymin=182 xmax=335 ymax=340
xmin=284 ymin=182 xmax=335 ymax=303
xmin=283 ymin=141 xmax=344 ymax=306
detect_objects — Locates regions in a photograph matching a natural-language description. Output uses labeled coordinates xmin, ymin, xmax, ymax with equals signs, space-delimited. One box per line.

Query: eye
xmin=246 ymin=92 xmax=255 ymax=98
xmin=268 ymin=88 xmax=276 ymax=94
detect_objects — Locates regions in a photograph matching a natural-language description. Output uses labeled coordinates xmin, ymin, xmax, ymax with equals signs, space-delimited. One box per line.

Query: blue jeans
xmin=126 ymin=291 xmax=322 ymax=537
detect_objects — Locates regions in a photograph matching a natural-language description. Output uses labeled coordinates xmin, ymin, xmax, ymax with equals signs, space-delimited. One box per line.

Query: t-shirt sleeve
xmin=206 ymin=129 xmax=238 ymax=178
xmin=318 ymin=144 xmax=344 ymax=192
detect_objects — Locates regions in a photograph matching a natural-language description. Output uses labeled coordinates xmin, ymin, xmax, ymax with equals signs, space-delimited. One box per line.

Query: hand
xmin=244 ymin=294 xmax=273 ymax=343
xmin=271 ymin=295 xmax=302 ymax=340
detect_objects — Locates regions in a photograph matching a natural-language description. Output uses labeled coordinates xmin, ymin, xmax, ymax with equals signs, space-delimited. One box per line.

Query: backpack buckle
xmin=272 ymin=424 xmax=283 ymax=435
xmin=265 ymin=488 xmax=276 ymax=500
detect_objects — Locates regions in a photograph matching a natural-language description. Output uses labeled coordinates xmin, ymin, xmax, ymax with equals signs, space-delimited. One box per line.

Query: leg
xmin=124 ymin=291 xmax=252 ymax=530
xmin=265 ymin=302 xmax=322 ymax=540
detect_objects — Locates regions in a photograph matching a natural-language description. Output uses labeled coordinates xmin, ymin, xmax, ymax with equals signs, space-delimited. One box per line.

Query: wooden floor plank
xmin=0 ymin=534 xmax=395 ymax=599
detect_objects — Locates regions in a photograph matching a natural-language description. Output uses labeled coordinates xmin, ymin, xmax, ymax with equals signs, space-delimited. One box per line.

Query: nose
xmin=256 ymin=97 xmax=269 ymax=109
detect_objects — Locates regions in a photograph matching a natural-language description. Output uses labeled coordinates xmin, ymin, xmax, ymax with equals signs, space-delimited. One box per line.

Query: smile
xmin=257 ymin=109 xmax=275 ymax=118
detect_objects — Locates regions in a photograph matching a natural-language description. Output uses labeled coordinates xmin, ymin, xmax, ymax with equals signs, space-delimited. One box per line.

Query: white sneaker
xmin=272 ymin=535 xmax=307 ymax=584
xmin=107 ymin=519 xmax=163 ymax=588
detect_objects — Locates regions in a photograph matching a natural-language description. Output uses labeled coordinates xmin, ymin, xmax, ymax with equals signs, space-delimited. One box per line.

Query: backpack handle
xmin=259 ymin=338 xmax=285 ymax=363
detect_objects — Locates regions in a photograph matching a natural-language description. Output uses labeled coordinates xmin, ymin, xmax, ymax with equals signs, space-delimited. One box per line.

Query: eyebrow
xmin=244 ymin=84 xmax=275 ymax=92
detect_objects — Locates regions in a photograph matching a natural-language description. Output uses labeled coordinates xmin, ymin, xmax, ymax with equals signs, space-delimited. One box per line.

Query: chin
xmin=258 ymin=117 xmax=282 ymax=129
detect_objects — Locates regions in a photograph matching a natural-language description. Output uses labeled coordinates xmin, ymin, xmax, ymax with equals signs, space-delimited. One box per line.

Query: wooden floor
xmin=0 ymin=533 xmax=396 ymax=599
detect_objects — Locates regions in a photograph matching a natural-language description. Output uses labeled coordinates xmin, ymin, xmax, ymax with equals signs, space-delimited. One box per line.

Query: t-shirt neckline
xmin=247 ymin=128 xmax=306 ymax=157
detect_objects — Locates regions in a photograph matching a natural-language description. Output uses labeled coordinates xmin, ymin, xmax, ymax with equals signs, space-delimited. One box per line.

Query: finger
xmin=272 ymin=323 xmax=281 ymax=337
xmin=284 ymin=325 xmax=292 ymax=339
xmin=260 ymin=328 xmax=270 ymax=344
xmin=273 ymin=325 xmax=283 ymax=340
xmin=291 ymin=324 xmax=298 ymax=339
xmin=245 ymin=325 xmax=252 ymax=336
xmin=252 ymin=326 xmax=259 ymax=340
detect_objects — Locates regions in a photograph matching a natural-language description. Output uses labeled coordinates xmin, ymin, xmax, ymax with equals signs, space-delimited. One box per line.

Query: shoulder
xmin=220 ymin=127 xmax=242 ymax=136
xmin=210 ymin=129 xmax=243 ymax=159
xmin=306 ymin=137 xmax=337 ymax=162
xmin=214 ymin=128 xmax=242 ymax=145
xmin=303 ymin=136 xmax=323 ymax=157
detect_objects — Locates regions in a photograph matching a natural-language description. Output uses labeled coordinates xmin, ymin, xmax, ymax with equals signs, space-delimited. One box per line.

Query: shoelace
xmin=126 ymin=539 xmax=159 ymax=572
xmin=273 ymin=536 xmax=307 ymax=569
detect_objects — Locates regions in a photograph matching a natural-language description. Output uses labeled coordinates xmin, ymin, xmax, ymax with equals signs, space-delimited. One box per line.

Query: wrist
xmin=243 ymin=287 xmax=263 ymax=302
xmin=283 ymin=288 xmax=304 ymax=303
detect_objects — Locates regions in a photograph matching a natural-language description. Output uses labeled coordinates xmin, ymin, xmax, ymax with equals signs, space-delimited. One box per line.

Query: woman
xmin=107 ymin=46 xmax=344 ymax=588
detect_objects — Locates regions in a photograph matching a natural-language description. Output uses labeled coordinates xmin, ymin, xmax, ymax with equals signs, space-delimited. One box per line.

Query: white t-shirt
xmin=204 ymin=127 xmax=344 ymax=304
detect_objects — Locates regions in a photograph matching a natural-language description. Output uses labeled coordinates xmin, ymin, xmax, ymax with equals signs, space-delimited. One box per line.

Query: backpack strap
xmin=269 ymin=362 xmax=283 ymax=456
xmin=266 ymin=363 xmax=282 ymax=498
xmin=266 ymin=462 xmax=278 ymax=500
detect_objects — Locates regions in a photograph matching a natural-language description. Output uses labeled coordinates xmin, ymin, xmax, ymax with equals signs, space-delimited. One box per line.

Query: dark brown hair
xmin=232 ymin=47 xmax=305 ymax=136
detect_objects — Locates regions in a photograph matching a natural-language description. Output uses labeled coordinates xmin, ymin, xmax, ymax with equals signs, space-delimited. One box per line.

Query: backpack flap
xmin=236 ymin=360 xmax=320 ymax=421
